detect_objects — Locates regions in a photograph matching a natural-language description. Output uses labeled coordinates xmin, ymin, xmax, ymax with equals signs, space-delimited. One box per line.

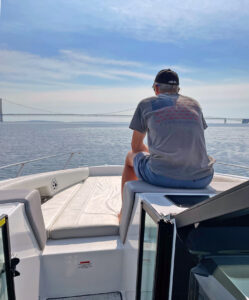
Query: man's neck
xmin=158 ymin=92 xmax=178 ymax=96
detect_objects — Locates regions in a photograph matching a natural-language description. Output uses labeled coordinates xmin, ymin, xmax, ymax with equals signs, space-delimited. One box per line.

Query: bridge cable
xmin=2 ymin=98 xmax=57 ymax=114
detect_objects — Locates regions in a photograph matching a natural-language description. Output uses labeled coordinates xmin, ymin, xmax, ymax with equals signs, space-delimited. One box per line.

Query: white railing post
xmin=0 ymin=98 xmax=3 ymax=122
xmin=63 ymin=153 xmax=74 ymax=170
xmin=63 ymin=152 xmax=81 ymax=169
xmin=16 ymin=163 xmax=25 ymax=177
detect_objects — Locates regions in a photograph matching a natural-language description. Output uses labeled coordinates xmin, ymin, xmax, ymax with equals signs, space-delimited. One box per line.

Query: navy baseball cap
xmin=154 ymin=69 xmax=179 ymax=85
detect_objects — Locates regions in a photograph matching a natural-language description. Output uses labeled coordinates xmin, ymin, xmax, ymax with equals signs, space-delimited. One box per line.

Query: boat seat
xmin=0 ymin=189 xmax=47 ymax=250
xmin=119 ymin=175 xmax=247 ymax=242
xmin=42 ymin=176 xmax=121 ymax=239
xmin=120 ymin=180 xmax=218 ymax=243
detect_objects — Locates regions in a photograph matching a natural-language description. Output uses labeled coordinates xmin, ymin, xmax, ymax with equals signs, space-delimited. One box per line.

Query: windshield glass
xmin=184 ymin=221 xmax=249 ymax=257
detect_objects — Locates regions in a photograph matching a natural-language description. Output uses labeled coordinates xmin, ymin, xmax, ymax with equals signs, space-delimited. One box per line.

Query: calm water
xmin=0 ymin=122 xmax=249 ymax=180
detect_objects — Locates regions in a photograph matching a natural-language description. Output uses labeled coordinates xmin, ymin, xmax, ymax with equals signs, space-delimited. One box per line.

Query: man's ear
xmin=155 ymin=85 xmax=160 ymax=95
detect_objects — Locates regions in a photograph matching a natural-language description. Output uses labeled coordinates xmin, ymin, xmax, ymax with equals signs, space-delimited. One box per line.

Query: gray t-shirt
xmin=129 ymin=93 xmax=214 ymax=180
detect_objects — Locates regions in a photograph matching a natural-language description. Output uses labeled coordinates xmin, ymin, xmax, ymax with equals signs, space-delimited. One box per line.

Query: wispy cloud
xmin=108 ymin=70 xmax=153 ymax=80
xmin=0 ymin=48 xmax=198 ymax=91
xmin=2 ymin=0 xmax=249 ymax=42
xmin=60 ymin=50 xmax=143 ymax=67
xmin=106 ymin=0 xmax=249 ymax=41
xmin=0 ymin=49 xmax=154 ymax=88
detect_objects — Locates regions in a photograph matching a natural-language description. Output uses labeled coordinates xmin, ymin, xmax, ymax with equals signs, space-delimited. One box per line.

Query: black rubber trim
xmin=1 ymin=214 xmax=16 ymax=300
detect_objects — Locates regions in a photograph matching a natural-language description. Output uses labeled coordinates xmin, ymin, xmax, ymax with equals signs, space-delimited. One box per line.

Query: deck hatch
xmin=165 ymin=195 xmax=210 ymax=207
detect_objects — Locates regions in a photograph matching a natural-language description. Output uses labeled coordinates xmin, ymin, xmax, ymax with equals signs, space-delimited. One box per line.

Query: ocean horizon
xmin=0 ymin=121 xmax=249 ymax=180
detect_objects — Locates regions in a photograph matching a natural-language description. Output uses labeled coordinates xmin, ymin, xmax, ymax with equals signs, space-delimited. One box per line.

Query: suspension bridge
xmin=0 ymin=98 xmax=248 ymax=124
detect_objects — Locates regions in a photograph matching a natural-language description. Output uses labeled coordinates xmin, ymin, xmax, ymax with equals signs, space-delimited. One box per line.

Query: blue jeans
xmin=133 ymin=152 xmax=213 ymax=189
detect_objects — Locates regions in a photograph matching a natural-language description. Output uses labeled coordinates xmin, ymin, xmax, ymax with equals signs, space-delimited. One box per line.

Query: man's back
xmin=129 ymin=93 xmax=214 ymax=180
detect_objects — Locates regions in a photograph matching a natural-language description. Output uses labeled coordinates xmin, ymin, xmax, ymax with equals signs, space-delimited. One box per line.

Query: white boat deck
xmin=0 ymin=166 xmax=248 ymax=300
xmin=0 ymin=167 xmax=247 ymax=246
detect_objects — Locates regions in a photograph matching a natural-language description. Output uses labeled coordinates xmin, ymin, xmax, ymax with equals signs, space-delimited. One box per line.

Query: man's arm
xmin=131 ymin=130 xmax=149 ymax=153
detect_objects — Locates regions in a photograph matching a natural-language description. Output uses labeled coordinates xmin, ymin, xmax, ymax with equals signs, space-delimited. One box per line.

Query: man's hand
xmin=131 ymin=130 xmax=149 ymax=153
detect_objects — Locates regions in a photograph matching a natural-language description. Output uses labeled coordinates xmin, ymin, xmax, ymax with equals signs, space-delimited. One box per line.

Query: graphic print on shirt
xmin=153 ymin=98 xmax=201 ymax=124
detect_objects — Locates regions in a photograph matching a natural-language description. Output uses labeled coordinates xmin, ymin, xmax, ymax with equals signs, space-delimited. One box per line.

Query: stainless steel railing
xmin=0 ymin=152 xmax=81 ymax=177
xmin=0 ymin=153 xmax=248 ymax=179
xmin=216 ymin=162 xmax=249 ymax=171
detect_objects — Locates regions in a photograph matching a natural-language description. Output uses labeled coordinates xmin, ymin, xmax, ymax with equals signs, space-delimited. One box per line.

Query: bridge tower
xmin=0 ymin=98 xmax=3 ymax=122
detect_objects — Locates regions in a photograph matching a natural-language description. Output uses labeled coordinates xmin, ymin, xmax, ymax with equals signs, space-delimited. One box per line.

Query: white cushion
xmin=42 ymin=183 xmax=82 ymax=235
xmin=44 ymin=176 xmax=122 ymax=239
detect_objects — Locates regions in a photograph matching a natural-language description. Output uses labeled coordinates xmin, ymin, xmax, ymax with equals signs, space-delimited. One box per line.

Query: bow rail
xmin=0 ymin=152 xmax=81 ymax=177
xmin=216 ymin=162 xmax=249 ymax=170
xmin=0 ymin=154 xmax=248 ymax=178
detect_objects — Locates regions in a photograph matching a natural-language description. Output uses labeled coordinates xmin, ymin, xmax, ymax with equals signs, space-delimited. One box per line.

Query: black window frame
xmin=136 ymin=202 xmax=175 ymax=300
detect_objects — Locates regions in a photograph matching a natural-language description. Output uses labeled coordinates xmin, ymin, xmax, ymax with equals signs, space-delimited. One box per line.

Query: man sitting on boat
xmin=121 ymin=69 xmax=215 ymax=198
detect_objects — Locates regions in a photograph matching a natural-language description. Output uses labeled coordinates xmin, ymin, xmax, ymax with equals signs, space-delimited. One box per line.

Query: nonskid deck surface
xmin=48 ymin=292 xmax=122 ymax=299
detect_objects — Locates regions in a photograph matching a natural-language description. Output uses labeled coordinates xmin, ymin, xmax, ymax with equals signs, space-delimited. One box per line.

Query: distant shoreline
xmin=0 ymin=121 xmax=248 ymax=127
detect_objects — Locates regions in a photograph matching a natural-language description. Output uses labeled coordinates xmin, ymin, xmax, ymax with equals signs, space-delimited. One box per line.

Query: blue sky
xmin=1 ymin=0 xmax=249 ymax=117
